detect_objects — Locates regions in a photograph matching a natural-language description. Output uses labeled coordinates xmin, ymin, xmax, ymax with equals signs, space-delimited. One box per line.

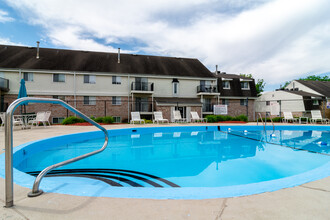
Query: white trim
xmin=239 ymin=78 xmax=253 ymax=82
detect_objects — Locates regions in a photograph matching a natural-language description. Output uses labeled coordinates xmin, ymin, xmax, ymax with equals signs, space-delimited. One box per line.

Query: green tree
xmin=240 ymin=74 xmax=265 ymax=96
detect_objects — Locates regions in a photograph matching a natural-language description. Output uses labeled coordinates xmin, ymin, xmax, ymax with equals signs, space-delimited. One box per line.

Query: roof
xmin=282 ymin=90 xmax=324 ymax=98
xmin=216 ymin=73 xmax=253 ymax=80
xmin=295 ymin=80 xmax=330 ymax=97
xmin=0 ymin=45 xmax=215 ymax=78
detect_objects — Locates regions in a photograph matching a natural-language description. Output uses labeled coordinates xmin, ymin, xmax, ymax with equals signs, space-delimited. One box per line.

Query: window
xmin=84 ymin=75 xmax=96 ymax=84
xmin=222 ymin=99 xmax=229 ymax=105
xmin=222 ymin=81 xmax=230 ymax=89
xmin=112 ymin=96 xmax=121 ymax=105
xmin=52 ymin=95 xmax=65 ymax=101
xmin=240 ymin=81 xmax=250 ymax=89
xmin=266 ymin=101 xmax=270 ymax=106
xmin=112 ymin=76 xmax=121 ymax=84
xmin=52 ymin=117 xmax=65 ymax=124
xmin=84 ymin=96 xmax=96 ymax=105
xmin=53 ymin=74 xmax=65 ymax=82
xmin=173 ymin=82 xmax=179 ymax=95
xmin=112 ymin=116 xmax=121 ymax=123
xmin=240 ymin=99 xmax=248 ymax=106
xmin=23 ymin=72 xmax=33 ymax=81
xmin=312 ymin=100 xmax=319 ymax=105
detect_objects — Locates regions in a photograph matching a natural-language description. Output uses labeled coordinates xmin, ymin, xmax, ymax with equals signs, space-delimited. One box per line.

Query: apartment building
xmin=0 ymin=44 xmax=257 ymax=123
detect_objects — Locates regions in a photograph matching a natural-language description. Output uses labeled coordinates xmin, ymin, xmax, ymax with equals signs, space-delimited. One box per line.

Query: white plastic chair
xmin=28 ymin=111 xmax=48 ymax=127
xmin=310 ymin=110 xmax=329 ymax=124
xmin=153 ymin=111 xmax=169 ymax=124
xmin=173 ymin=110 xmax=186 ymax=123
xmin=130 ymin=112 xmax=145 ymax=124
xmin=1 ymin=113 xmax=24 ymax=129
xmin=44 ymin=111 xmax=51 ymax=126
xmin=282 ymin=112 xmax=298 ymax=123
xmin=0 ymin=112 xmax=5 ymax=128
xmin=190 ymin=111 xmax=207 ymax=123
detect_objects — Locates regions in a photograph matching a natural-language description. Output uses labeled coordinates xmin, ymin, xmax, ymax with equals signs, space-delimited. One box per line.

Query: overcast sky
xmin=1 ymin=0 xmax=329 ymax=91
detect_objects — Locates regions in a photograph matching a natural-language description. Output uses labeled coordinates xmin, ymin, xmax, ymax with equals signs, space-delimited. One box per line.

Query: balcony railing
xmin=0 ymin=77 xmax=9 ymax=92
xmin=202 ymin=104 xmax=214 ymax=112
xmin=134 ymin=102 xmax=152 ymax=112
xmin=197 ymin=85 xmax=218 ymax=93
xmin=131 ymin=82 xmax=154 ymax=92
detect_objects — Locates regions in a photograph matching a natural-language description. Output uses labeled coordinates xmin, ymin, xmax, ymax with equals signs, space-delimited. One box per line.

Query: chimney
xmin=215 ymin=65 xmax=218 ymax=74
xmin=118 ymin=48 xmax=120 ymax=64
xmin=36 ymin=41 xmax=40 ymax=59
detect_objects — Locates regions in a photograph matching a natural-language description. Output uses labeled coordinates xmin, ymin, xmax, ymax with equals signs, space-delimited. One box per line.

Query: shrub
xmin=234 ymin=114 xmax=248 ymax=122
xmin=62 ymin=116 xmax=85 ymax=125
xmin=94 ymin=117 xmax=104 ymax=123
xmin=144 ymin=119 xmax=153 ymax=124
xmin=103 ymin=116 xmax=114 ymax=124
xmin=272 ymin=117 xmax=283 ymax=122
xmin=224 ymin=115 xmax=234 ymax=121
xmin=205 ymin=115 xmax=217 ymax=123
xmin=216 ymin=115 xmax=226 ymax=122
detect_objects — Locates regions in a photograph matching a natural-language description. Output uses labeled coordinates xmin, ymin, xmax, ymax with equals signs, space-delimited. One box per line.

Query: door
xmin=135 ymin=77 xmax=148 ymax=91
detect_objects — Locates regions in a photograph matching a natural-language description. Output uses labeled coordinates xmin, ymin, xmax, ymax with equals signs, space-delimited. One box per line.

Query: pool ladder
xmin=4 ymin=97 xmax=109 ymax=207
xmin=257 ymin=113 xmax=275 ymax=132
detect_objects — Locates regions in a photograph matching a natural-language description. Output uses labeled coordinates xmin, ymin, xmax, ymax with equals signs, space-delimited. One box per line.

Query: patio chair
xmin=310 ymin=110 xmax=329 ymax=124
xmin=282 ymin=112 xmax=298 ymax=123
xmin=173 ymin=110 xmax=186 ymax=123
xmin=153 ymin=111 xmax=169 ymax=124
xmin=130 ymin=112 xmax=145 ymax=124
xmin=0 ymin=112 xmax=5 ymax=128
xmin=190 ymin=111 xmax=207 ymax=123
xmin=28 ymin=111 xmax=49 ymax=127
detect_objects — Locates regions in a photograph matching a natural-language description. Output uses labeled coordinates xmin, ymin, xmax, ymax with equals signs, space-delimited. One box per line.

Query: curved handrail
xmin=257 ymin=113 xmax=265 ymax=131
xmin=4 ymin=97 xmax=109 ymax=207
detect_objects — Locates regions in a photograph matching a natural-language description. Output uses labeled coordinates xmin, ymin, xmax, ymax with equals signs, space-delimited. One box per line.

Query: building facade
xmin=0 ymin=45 xmax=257 ymax=123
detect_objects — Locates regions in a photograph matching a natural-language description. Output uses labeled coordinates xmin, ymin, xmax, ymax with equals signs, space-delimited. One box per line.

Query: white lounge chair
xmin=130 ymin=112 xmax=145 ymax=124
xmin=28 ymin=111 xmax=50 ymax=127
xmin=173 ymin=110 xmax=186 ymax=123
xmin=153 ymin=111 xmax=169 ymax=124
xmin=310 ymin=110 xmax=329 ymax=124
xmin=0 ymin=112 xmax=5 ymax=128
xmin=282 ymin=112 xmax=298 ymax=123
xmin=190 ymin=111 xmax=207 ymax=123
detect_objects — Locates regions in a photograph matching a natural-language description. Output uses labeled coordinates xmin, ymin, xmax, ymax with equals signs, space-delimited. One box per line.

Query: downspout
xmin=73 ymin=72 xmax=76 ymax=109
xmin=128 ymin=75 xmax=130 ymax=122
xmin=19 ymin=69 xmax=21 ymax=80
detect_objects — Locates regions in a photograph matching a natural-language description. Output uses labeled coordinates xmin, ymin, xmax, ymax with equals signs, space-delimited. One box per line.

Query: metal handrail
xmin=256 ymin=113 xmax=265 ymax=130
xmin=4 ymin=97 xmax=109 ymax=207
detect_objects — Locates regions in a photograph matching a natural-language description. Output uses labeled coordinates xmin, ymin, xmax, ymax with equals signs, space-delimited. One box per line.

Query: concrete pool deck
xmin=0 ymin=123 xmax=329 ymax=220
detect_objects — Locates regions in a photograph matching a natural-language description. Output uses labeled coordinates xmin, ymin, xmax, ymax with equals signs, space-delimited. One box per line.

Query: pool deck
xmin=0 ymin=123 xmax=329 ymax=220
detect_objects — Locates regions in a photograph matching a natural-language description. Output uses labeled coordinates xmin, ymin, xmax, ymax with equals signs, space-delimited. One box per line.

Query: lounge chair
xmin=310 ymin=110 xmax=329 ymax=124
xmin=153 ymin=111 xmax=169 ymax=124
xmin=130 ymin=112 xmax=145 ymax=124
xmin=190 ymin=111 xmax=207 ymax=123
xmin=28 ymin=111 xmax=50 ymax=127
xmin=282 ymin=112 xmax=298 ymax=123
xmin=173 ymin=110 xmax=186 ymax=123
xmin=1 ymin=113 xmax=24 ymax=129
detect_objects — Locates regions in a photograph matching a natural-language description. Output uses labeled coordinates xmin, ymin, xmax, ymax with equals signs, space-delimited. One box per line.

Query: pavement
xmin=0 ymin=123 xmax=329 ymax=220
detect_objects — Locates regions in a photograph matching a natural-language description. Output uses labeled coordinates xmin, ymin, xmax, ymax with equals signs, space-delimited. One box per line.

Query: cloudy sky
xmin=1 ymin=0 xmax=329 ymax=91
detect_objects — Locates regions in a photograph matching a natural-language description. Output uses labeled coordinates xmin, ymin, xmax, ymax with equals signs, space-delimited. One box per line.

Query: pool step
xmin=27 ymin=169 xmax=180 ymax=188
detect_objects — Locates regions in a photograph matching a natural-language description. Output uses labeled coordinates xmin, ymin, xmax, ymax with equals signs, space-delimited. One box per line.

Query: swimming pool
xmin=1 ymin=125 xmax=330 ymax=199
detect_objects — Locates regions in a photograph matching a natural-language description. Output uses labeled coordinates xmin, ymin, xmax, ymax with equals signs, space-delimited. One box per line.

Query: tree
xmin=240 ymin=74 xmax=265 ymax=96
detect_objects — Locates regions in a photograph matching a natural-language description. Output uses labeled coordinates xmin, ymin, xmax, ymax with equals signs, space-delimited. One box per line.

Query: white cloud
xmin=4 ymin=0 xmax=330 ymax=91
xmin=0 ymin=37 xmax=24 ymax=45
xmin=0 ymin=9 xmax=14 ymax=22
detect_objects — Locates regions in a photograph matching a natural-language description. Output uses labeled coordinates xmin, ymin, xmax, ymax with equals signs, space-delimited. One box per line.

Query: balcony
xmin=133 ymin=102 xmax=153 ymax=113
xmin=131 ymin=82 xmax=154 ymax=94
xmin=0 ymin=77 xmax=9 ymax=92
xmin=197 ymin=85 xmax=218 ymax=94
xmin=202 ymin=104 xmax=214 ymax=113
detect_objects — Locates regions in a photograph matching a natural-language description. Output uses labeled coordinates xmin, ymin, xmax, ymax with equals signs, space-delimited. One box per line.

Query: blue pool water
xmin=1 ymin=125 xmax=330 ymax=199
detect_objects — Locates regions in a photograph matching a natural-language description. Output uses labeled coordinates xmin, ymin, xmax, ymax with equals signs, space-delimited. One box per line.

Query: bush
xmin=62 ymin=116 xmax=85 ymax=125
xmin=224 ymin=115 xmax=234 ymax=121
xmin=216 ymin=115 xmax=226 ymax=122
xmin=102 ymin=116 xmax=114 ymax=124
xmin=144 ymin=119 xmax=153 ymax=124
xmin=94 ymin=117 xmax=104 ymax=123
xmin=205 ymin=115 xmax=217 ymax=123
xmin=272 ymin=117 xmax=283 ymax=122
xmin=234 ymin=114 xmax=248 ymax=122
